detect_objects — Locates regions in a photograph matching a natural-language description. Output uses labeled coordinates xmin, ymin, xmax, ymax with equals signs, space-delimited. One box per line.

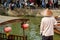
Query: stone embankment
xmin=7 ymin=9 xmax=60 ymax=16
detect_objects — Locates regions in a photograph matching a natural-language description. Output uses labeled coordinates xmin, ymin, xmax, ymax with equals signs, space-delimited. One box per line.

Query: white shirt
xmin=40 ymin=16 xmax=57 ymax=36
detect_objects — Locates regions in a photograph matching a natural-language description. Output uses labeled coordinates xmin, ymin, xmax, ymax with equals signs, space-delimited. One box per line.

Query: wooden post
xmin=21 ymin=19 xmax=29 ymax=40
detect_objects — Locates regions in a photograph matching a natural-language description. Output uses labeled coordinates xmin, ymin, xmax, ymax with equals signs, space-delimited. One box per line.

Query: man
xmin=54 ymin=0 xmax=58 ymax=8
xmin=40 ymin=9 xmax=57 ymax=40
xmin=42 ymin=0 xmax=46 ymax=8
xmin=36 ymin=0 xmax=41 ymax=7
xmin=48 ymin=0 xmax=53 ymax=8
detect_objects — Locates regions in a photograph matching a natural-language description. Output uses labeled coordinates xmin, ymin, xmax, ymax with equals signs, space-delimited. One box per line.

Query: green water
xmin=0 ymin=16 xmax=60 ymax=40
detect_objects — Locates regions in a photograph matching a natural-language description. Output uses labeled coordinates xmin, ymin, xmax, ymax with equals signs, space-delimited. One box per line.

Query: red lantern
xmin=4 ymin=26 xmax=12 ymax=37
xmin=22 ymin=23 xmax=29 ymax=29
xmin=4 ymin=27 xmax=12 ymax=33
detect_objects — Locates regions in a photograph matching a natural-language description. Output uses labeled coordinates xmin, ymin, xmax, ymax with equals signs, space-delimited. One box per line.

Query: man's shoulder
xmin=41 ymin=17 xmax=46 ymax=21
xmin=41 ymin=16 xmax=55 ymax=20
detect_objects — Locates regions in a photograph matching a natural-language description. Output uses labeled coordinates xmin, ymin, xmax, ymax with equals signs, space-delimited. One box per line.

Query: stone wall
xmin=7 ymin=9 xmax=60 ymax=16
xmin=52 ymin=10 xmax=60 ymax=16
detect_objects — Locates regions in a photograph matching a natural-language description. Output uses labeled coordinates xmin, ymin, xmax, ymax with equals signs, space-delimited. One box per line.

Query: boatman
xmin=40 ymin=8 xmax=57 ymax=40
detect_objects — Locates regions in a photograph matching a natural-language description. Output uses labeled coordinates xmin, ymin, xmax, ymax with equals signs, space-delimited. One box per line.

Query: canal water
xmin=0 ymin=22 xmax=42 ymax=40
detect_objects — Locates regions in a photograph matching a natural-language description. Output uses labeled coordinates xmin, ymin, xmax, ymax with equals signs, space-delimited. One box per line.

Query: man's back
xmin=40 ymin=16 xmax=57 ymax=36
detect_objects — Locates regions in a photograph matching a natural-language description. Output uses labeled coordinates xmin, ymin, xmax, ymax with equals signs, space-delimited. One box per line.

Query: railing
xmin=0 ymin=33 xmax=27 ymax=40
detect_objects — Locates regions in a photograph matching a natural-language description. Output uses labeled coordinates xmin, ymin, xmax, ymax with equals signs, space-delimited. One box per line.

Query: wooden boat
xmin=54 ymin=16 xmax=60 ymax=34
